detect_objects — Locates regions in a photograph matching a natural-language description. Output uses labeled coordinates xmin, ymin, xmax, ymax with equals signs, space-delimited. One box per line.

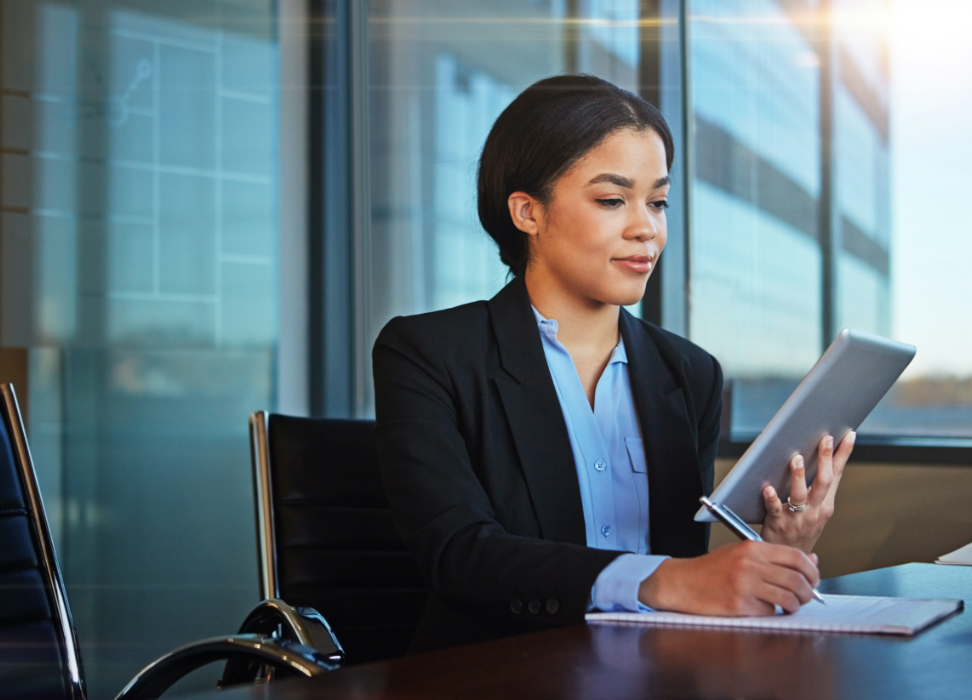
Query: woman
xmin=373 ymin=75 xmax=854 ymax=651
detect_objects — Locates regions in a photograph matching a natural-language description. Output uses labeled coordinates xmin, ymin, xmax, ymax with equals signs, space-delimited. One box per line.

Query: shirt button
xmin=601 ymin=524 xmax=612 ymax=537
xmin=546 ymin=598 xmax=560 ymax=614
xmin=594 ymin=460 xmax=606 ymax=472
xmin=510 ymin=598 xmax=523 ymax=614
xmin=528 ymin=599 xmax=541 ymax=614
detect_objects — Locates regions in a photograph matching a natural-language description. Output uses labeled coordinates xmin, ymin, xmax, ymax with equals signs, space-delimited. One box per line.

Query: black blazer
xmin=373 ymin=276 xmax=723 ymax=651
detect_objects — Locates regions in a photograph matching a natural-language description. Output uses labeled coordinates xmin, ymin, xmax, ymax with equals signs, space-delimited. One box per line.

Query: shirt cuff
xmin=590 ymin=553 xmax=670 ymax=613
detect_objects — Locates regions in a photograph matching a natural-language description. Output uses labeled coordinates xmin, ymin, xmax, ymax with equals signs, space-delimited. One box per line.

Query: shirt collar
xmin=531 ymin=306 xmax=627 ymax=365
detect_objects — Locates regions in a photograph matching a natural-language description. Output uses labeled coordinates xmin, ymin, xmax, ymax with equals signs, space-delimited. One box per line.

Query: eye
xmin=595 ymin=198 xmax=624 ymax=209
xmin=649 ymin=199 xmax=669 ymax=210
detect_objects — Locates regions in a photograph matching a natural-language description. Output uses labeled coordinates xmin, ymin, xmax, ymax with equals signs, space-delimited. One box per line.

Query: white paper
xmin=935 ymin=541 xmax=972 ymax=566
xmin=586 ymin=594 xmax=962 ymax=636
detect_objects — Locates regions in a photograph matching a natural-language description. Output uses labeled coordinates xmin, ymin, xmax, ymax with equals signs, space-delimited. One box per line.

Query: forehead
xmin=567 ymin=128 xmax=669 ymax=182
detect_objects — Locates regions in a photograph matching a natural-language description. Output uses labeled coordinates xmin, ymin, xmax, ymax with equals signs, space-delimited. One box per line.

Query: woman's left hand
xmin=760 ymin=431 xmax=856 ymax=553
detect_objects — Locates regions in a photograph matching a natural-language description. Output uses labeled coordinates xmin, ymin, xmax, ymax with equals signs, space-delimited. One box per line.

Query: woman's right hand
xmin=637 ymin=541 xmax=820 ymax=616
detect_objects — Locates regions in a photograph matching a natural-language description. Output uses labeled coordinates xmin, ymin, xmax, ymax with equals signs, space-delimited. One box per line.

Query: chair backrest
xmin=249 ymin=412 xmax=428 ymax=664
xmin=0 ymin=384 xmax=85 ymax=700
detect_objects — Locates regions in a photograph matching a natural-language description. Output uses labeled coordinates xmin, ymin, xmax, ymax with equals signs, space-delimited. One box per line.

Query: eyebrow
xmin=586 ymin=173 xmax=671 ymax=189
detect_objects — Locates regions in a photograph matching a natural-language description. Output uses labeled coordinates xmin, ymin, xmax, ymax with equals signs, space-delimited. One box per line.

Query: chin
xmin=607 ymin=268 xmax=652 ymax=306
xmin=618 ymin=293 xmax=646 ymax=308
xmin=599 ymin=282 xmax=648 ymax=308
xmin=574 ymin=270 xmax=649 ymax=308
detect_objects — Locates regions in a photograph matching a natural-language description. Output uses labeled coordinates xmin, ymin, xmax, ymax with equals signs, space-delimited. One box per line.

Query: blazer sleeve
xmin=372 ymin=316 xmax=621 ymax=629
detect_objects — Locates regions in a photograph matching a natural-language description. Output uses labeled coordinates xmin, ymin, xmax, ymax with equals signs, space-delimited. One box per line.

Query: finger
xmin=737 ymin=597 xmax=777 ymax=617
xmin=756 ymin=579 xmax=806 ymax=615
xmin=759 ymin=561 xmax=814 ymax=602
xmin=788 ymin=455 xmax=809 ymax=506
xmin=765 ymin=544 xmax=820 ymax=587
xmin=763 ymin=485 xmax=784 ymax=518
xmin=808 ymin=436 xmax=835 ymax=508
xmin=833 ymin=430 xmax=856 ymax=478
xmin=820 ymin=433 xmax=855 ymax=513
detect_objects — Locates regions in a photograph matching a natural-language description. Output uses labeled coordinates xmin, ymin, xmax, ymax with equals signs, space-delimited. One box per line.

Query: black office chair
xmin=0 ymin=384 xmax=342 ymax=700
xmin=248 ymin=412 xmax=429 ymax=664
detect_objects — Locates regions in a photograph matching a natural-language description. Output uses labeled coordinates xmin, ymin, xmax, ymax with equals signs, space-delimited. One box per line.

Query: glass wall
xmin=687 ymin=0 xmax=972 ymax=440
xmin=851 ymin=0 xmax=972 ymax=439
xmin=352 ymin=0 xmax=659 ymax=414
xmin=1 ymin=1 xmax=278 ymax=696
xmin=687 ymin=0 xmax=904 ymax=437
xmin=366 ymin=0 xmax=541 ymax=328
xmin=320 ymin=0 xmax=972 ymax=441
xmin=689 ymin=0 xmax=825 ymax=433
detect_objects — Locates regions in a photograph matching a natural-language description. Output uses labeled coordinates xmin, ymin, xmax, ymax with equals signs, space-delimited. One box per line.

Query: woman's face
xmin=519 ymin=128 xmax=670 ymax=308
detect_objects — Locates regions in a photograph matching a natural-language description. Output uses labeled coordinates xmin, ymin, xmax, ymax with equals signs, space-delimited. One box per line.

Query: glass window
xmin=863 ymin=0 xmax=972 ymax=437
xmin=689 ymin=0 xmax=972 ymax=441
xmin=361 ymin=0 xmax=655 ymax=413
xmin=688 ymin=0 xmax=824 ymax=434
xmin=1 ymin=1 xmax=279 ymax=695
xmin=367 ymin=0 xmax=564 ymax=327
xmin=427 ymin=53 xmax=514 ymax=311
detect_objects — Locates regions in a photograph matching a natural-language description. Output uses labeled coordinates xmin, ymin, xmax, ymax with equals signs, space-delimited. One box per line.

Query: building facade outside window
xmin=689 ymin=0 xmax=826 ymax=435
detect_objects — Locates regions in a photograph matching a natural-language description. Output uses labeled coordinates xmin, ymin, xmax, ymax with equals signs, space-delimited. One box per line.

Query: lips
xmin=612 ymin=255 xmax=654 ymax=274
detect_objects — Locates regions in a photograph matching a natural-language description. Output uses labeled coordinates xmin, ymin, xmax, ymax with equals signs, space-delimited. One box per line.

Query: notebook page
xmin=586 ymin=594 xmax=962 ymax=636
xmin=791 ymin=595 xmax=958 ymax=633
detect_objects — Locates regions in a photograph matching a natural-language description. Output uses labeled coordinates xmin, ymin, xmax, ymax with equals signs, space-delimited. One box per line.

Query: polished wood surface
xmin=185 ymin=563 xmax=970 ymax=700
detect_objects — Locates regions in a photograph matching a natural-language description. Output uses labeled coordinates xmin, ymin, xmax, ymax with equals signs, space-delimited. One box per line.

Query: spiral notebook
xmin=586 ymin=594 xmax=962 ymax=636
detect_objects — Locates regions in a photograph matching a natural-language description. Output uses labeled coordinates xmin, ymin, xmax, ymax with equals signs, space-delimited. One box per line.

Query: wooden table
xmin=186 ymin=563 xmax=971 ymax=699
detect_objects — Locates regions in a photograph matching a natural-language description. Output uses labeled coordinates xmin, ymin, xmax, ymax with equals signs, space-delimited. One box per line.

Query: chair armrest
xmin=234 ymin=598 xmax=345 ymax=664
xmin=113 ymin=633 xmax=336 ymax=700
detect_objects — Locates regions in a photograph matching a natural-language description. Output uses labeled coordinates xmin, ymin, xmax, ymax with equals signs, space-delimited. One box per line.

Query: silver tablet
xmin=695 ymin=329 xmax=916 ymax=524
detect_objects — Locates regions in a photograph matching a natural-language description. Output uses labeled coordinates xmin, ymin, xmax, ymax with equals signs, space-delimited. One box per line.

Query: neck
xmin=523 ymin=268 xmax=620 ymax=357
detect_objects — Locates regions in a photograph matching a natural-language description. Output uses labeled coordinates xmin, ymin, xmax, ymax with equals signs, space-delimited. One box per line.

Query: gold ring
xmin=787 ymin=496 xmax=808 ymax=512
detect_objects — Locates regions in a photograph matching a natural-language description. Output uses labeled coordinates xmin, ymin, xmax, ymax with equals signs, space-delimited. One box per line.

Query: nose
xmin=628 ymin=203 xmax=659 ymax=241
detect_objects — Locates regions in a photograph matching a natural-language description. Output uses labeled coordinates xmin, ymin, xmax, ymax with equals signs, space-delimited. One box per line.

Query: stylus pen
xmin=699 ymin=496 xmax=826 ymax=605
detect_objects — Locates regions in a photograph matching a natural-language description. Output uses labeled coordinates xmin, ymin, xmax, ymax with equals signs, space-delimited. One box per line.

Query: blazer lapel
xmin=620 ymin=310 xmax=707 ymax=557
xmin=487 ymin=277 xmax=587 ymax=545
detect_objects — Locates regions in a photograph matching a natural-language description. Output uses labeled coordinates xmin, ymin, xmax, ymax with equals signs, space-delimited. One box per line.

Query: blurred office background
xmin=1 ymin=0 xmax=970 ymax=697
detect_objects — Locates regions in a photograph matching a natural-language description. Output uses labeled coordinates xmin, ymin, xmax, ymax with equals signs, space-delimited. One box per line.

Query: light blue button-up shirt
xmin=533 ymin=307 xmax=668 ymax=612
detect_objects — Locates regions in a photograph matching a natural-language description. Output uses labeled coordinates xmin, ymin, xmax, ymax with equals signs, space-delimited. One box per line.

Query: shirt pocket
xmin=624 ymin=437 xmax=647 ymax=473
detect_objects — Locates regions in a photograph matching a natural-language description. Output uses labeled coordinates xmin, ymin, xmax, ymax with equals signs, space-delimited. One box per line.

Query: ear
xmin=507 ymin=191 xmax=544 ymax=237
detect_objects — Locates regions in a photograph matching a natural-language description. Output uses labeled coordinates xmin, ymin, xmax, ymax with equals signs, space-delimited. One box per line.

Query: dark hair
xmin=477 ymin=74 xmax=675 ymax=276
